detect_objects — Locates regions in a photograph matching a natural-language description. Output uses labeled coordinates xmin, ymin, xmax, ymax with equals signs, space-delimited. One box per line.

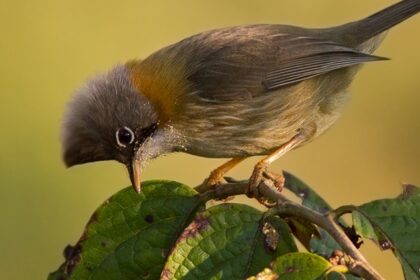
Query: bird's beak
xmin=128 ymin=159 xmax=142 ymax=193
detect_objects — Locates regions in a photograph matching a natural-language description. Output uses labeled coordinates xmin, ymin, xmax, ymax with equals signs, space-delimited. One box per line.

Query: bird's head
xmin=61 ymin=65 xmax=168 ymax=193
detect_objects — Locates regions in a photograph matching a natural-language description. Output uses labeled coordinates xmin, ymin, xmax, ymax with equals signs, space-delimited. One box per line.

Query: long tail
xmin=329 ymin=0 xmax=420 ymax=46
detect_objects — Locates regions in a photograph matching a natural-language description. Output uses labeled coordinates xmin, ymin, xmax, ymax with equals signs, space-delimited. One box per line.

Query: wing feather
xmin=264 ymin=52 xmax=387 ymax=90
xmin=146 ymin=25 xmax=388 ymax=101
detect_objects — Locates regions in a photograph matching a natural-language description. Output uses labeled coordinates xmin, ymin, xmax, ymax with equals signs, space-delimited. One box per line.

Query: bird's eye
xmin=116 ymin=126 xmax=135 ymax=147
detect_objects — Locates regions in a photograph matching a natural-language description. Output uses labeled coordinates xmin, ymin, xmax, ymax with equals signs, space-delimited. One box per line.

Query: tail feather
xmin=330 ymin=0 xmax=420 ymax=46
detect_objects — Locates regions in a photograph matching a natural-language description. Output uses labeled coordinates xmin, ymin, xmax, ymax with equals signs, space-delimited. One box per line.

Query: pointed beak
xmin=128 ymin=159 xmax=142 ymax=193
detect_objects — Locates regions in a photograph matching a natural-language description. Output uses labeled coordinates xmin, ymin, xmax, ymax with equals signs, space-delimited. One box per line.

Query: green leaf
xmin=352 ymin=184 xmax=420 ymax=279
xmin=286 ymin=217 xmax=320 ymax=250
xmin=265 ymin=215 xmax=298 ymax=256
xmin=283 ymin=172 xmax=332 ymax=214
xmin=48 ymin=180 xmax=203 ymax=280
xmin=283 ymin=172 xmax=341 ymax=258
xmin=162 ymin=203 xmax=290 ymax=280
xmin=272 ymin=252 xmax=331 ymax=280
xmin=352 ymin=212 xmax=387 ymax=244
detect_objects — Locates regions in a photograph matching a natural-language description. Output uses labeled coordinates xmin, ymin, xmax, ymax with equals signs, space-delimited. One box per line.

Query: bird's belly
xmin=185 ymin=126 xmax=296 ymax=158
xmin=178 ymin=78 xmax=350 ymax=158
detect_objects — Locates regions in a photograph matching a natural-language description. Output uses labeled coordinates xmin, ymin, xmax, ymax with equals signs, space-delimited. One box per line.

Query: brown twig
xmin=195 ymin=179 xmax=385 ymax=280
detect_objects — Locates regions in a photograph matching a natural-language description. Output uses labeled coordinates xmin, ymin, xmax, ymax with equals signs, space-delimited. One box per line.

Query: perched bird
xmin=62 ymin=0 xmax=419 ymax=195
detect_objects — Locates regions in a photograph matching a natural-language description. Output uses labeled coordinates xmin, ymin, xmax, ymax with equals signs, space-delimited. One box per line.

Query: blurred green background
xmin=0 ymin=0 xmax=418 ymax=279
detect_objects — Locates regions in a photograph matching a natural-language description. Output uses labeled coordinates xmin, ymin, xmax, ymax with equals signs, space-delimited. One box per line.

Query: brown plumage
xmin=62 ymin=0 xmax=419 ymax=193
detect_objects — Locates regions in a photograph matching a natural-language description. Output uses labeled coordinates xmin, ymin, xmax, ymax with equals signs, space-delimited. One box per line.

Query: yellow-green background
xmin=0 ymin=0 xmax=418 ymax=279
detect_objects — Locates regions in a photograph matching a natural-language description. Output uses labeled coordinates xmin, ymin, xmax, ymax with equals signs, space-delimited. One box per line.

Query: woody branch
xmin=195 ymin=178 xmax=384 ymax=280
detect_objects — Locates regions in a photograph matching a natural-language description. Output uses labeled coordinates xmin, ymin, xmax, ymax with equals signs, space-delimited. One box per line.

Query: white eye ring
xmin=116 ymin=126 xmax=135 ymax=148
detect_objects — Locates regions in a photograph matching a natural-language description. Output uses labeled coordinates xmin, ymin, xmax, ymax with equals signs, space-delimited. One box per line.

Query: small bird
xmin=62 ymin=0 xmax=419 ymax=195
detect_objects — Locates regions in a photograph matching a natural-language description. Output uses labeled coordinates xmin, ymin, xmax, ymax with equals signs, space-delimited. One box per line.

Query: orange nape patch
xmin=126 ymin=59 xmax=188 ymax=123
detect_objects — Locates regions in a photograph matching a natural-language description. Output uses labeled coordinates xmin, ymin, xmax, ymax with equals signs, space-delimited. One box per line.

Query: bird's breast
xmin=174 ymin=76 xmax=350 ymax=158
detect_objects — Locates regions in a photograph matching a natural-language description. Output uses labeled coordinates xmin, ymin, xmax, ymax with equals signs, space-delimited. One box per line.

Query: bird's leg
xmin=204 ymin=157 xmax=245 ymax=187
xmin=248 ymin=132 xmax=305 ymax=197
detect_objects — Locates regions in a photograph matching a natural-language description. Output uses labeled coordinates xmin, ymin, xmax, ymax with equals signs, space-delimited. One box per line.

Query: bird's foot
xmin=248 ymin=163 xmax=286 ymax=199
xmin=198 ymin=170 xmax=227 ymax=192
xmin=247 ymin=161 xmax=268 ymax=198
xmin=263 ymin=170 xmax=285 ymax=192
xmin=198 ymin=172 xmax=238 ymax=202
xmin=196 ymin=158 xmax=244 ymax=193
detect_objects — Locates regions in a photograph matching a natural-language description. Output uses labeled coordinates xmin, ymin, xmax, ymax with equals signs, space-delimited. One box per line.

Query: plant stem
xmin=195 ymin=179 xmax=385 ymax=280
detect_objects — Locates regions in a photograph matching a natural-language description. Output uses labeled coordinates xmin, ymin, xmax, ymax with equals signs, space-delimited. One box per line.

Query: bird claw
xmin=248 ymin=163 xmax=286 ymax=198
xmin=263 ymin=170 xmax=285 ymax=192
xmin=247 ymin=162 xmax=268 ymax=198
xmin=202 ymin=171 xmax=227 ymax=189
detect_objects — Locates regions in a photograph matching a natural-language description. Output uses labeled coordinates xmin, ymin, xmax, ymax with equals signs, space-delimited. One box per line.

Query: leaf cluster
xmin=48 ymin=176 xmax=420 ymax=280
